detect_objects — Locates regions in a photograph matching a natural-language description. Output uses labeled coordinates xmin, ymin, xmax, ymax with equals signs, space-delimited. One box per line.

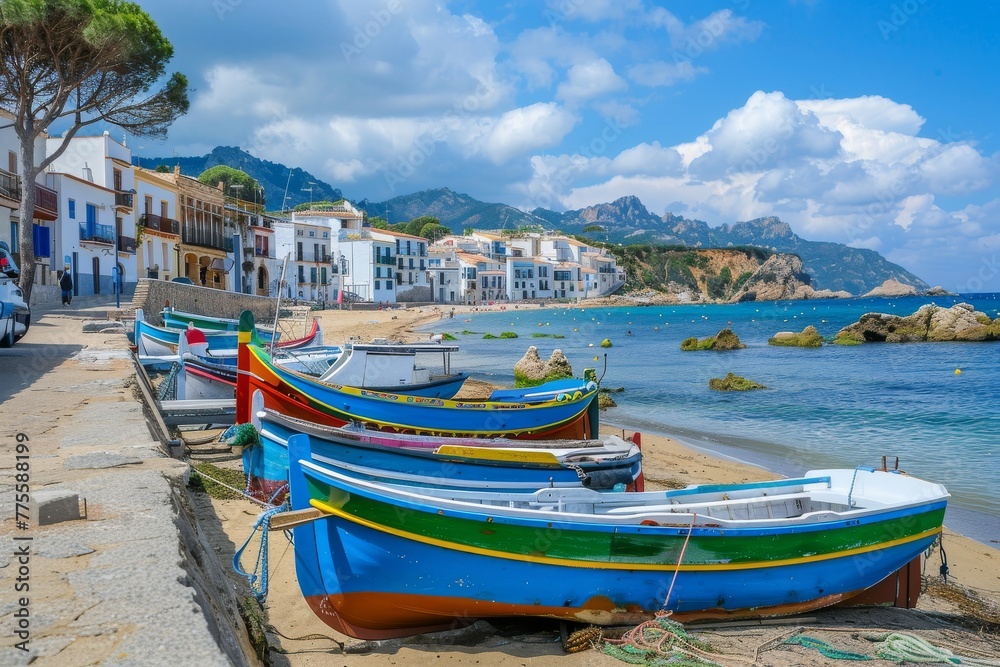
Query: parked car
xmin=171 ymin=276 xmax=194 ymax=284
xmin=0 ymin=241 xmax=30 ymax=347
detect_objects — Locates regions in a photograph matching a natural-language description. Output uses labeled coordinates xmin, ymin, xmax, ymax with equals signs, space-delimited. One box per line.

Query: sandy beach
xmin=199 ymin=303 xmax=1000 ymax=666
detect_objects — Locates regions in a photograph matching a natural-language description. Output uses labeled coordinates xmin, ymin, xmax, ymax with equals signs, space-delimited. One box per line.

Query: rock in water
xmin=513 ymin=346 xmax=547 ymax=387
xmin=713 ymin=328 xmax=747 ymax=350
xmin=769 ymin=325 xmax=823 ymax=347
xmin=836 ymin=303 xmax=1000 ymax=343
xmin=543 ymin=349 xmax=574 ymax=380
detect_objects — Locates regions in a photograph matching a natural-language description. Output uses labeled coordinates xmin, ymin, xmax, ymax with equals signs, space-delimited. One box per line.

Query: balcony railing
xmin=375 ymin=256 xmax=395 ymax=265
xmin=115 ymin=191 xmax=134 ymax=208
xmin=35 ymin=183 xmax=58 ymax=220
xmin=139 ymin=213 xmax=180 ymax=236
xmin=0 ymin=168 xmax=21 ymax=203
xmin=80 ymin=222 xmax=114 ymax=245
xmin=254 ymin=246 xmax=275 ymax=258
xmin=118 ymin=235 xmax=136 ymax=254
xmin=181 ymin=227 xmax=233 ymax=252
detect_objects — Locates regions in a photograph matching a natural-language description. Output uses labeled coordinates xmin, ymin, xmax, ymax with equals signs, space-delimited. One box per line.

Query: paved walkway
xmin=0 ymin=299 xmax=245 ymax=666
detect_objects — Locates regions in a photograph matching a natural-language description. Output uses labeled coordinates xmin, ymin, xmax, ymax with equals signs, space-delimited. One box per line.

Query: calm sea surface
xmin=420 ymin=294 xmax=1000 ymax=546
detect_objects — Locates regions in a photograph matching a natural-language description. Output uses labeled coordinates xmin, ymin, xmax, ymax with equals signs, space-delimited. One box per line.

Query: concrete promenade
xmin=0 ymin=298 xmax=252 ymax=666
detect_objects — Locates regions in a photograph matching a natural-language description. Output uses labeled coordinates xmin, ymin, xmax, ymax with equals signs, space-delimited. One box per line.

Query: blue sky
xmin=132 ymin=1 xmax=999 ymax=290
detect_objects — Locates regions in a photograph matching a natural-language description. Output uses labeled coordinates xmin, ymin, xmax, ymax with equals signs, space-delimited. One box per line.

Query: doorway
xmin=92 ymin=256 xmax=100 ymax=294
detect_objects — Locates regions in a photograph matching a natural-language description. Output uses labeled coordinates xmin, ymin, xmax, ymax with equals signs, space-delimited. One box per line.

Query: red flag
xmin=336 ymin=289 xmax=343 ymax=305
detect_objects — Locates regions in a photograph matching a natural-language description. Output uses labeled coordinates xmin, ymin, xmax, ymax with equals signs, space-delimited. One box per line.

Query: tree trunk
xmin=16 ymin=139 xmax=39 ymax=305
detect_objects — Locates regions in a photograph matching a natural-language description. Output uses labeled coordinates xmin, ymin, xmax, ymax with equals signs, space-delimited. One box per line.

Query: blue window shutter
xmin=32 ymin=224 xmax=51 ymax=258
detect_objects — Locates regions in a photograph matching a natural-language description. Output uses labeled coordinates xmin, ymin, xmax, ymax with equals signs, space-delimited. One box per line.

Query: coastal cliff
xmin=607 ymin=246 xmax=853 ymax=304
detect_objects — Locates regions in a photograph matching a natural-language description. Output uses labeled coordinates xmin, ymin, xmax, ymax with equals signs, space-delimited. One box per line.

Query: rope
xmin=190 ymin=464 xmax=273 ymax=508
xmin=784 ymin=635 xmax=872 ymax=661
xmin=603 ymin=615 xmax=724 ymax=667
xmin=663 ymin=514 xmax=696 ymax=611
xmin=847 ymin=465 xmax=874 ymax=508
xmin=232 ymin=504 xmax=289 ymax=602
xmin=867 ymin=633 xmax=1000 ymax=666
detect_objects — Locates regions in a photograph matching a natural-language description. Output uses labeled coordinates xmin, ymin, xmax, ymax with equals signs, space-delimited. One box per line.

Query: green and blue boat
xmin=286 ymin=431 xmax=949 ymax=639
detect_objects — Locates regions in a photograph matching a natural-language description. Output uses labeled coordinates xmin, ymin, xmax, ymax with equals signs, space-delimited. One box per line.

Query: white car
xmin=0 ymin=241 xmax=30 ymax=347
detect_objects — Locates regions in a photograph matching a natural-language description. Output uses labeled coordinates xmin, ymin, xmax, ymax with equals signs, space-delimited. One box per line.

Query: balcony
xmin=254 ymin=246 xmax=275 ymax=258
xmin=115 ymin=191 xmax=134 ymax=209
xmin=322 ymin=254 xmax=332 ymax=263
xmin=139 ymin=213 xmax=180 ymax=236
xmin=35 ymin=183 xmax=58 ymax=220
xmin=0 ymin=168 xmax=21 ymax=204
xmin=80 ymin=222 xmax=114 ymax=245
xmin=376 ymin=256 xmax=395 ymax=265
xmin=118 ymin=235 xmax=137 ymax=254
xmin=181 ymin=228 xmax=233 ymax=252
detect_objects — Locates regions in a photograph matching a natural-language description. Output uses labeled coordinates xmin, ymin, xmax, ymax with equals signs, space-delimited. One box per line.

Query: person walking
xmin=60 ymin=264 xmax=74 ymax=306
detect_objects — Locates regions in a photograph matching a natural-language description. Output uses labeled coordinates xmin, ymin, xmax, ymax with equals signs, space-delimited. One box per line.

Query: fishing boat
xmin=236 ymin=311 xmax=600 ymax=439
xmin=162 ymin=306 xmax=274 ymax=332
xmin=174 ymin=357 xmax=237 ymax=401
xmin=134 ymin=308 xmax=279 ymax=358
xmin=243 ymin=403 xmax=642 ymax=501
xmin=285 ymin=432 xmax=949 ymax=639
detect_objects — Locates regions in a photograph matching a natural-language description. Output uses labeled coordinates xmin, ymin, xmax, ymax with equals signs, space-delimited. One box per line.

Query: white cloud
xmin=556 ymin=59 xmax=627 ymax=102
xmin=484 ymin=103 xmax=578 ymax=164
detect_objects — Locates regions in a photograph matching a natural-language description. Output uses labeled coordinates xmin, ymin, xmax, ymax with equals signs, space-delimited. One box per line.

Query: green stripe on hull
xmin=305 ymin=476 xmax=945 ymax=569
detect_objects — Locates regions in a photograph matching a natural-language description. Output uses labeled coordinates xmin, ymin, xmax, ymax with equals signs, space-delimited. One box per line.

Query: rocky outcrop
xmin=791 ymin=285 xmax=853 ymax=300
xmin=513 ymin=346 xmax=575 ymax=387
xmin=729 ymin=255 xmax=813 ymax=302
xmin=862 ymin=279 xmax=918 ymax=298
xmin=681 ymin=328 xmax=747 ymax=351
xmin=709 ymin=373 xmax=767 ymax=391
xmin=769 ymin=325 xmax=823 ymax=348
xmin=836 ymin=303 xmax=1000 ymax=343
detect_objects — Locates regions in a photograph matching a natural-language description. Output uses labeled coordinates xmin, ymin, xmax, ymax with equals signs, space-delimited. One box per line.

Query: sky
xmin=128 ymin=1 xmax=1000 ymax=291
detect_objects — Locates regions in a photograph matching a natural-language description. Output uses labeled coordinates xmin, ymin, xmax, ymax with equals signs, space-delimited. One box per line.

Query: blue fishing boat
xmin=236 ymin=311 xmax=600 ymax=439
xmin=285 ymin=431 xmax=949 ymax=639
xmin=243 ymin=405 xmax=642 ymax=501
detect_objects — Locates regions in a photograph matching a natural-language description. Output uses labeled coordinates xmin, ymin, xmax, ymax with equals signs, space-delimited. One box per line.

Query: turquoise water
xmin=423 ymin=294 xmax=1000 ymax=546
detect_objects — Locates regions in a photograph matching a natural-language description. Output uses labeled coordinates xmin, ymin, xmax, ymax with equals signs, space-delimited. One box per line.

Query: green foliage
xmin=600 ymin=338 xmax=613 ymax=348
xmin=154 ymin=164 xmax=171 ymax=172
xmin=706 ymin=266 xmax=733 ymax=299
xmin=709 ymin=373 xmax=767 ymax=391
xmin=833 ymin=334 xmax=863 ymax=346
xmin=531 ymin=333 xmax=552 ymax=338
xmin=583 ymin=224 xmax=604 ymax=233
xmin=680 ymin=335 xmax=718 ymax=351
xmin=293 ymin=199 xmax=343 ymax=211
xmin=198 ymin=165 xmax=264 ymax=204
xmin=441 ymin=332 xmax=458 ymax=341
xmin=499 ymin=331 xmax=518 ymax=338
xmin=187 ymin=463 xmax=245 ymax=500
xmin=733 ymin=271 xmax=754 ymax=291
xmin=460 ymin=329 xmax=478 ymax=335
xmin=368 ymin=216 xmax=389 ymax=229
xmin=482 ymin=333 xmax=498 ymax=339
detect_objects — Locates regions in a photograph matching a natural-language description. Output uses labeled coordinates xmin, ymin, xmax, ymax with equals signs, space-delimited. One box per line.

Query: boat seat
xmin=597 ymin=492 xmax=815 ymax=520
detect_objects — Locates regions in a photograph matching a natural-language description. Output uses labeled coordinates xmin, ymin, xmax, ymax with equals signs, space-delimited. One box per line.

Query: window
xmin=296 ymin=229 xmax=303 ymax=236
xmin=310 ymin=267 xmax=317 ymax=284
xmin=308 ymin=230 xmax=315 ymax=237
xmin=68 ymin=199 xmax=76 ymax=219
xmin=322 ymin=231 xmax=328 ymax=238
xmin=160 ymin=200 xmax=168 ymax=218
xmin=9 ymin=222 xmax=17 ymax=252
xmin=32 ymin=224 xmax=50 ymax=258
xmin=297 ymin=266 xmax=305 ymax=283
xmin=113 ymin=169 xmax=122 ymax=191
xmin=144 ymin=195 xmax=153 ymax=214
xmin=321 ymin=267 xmax=327 ymax=284
xmin=375 ymin=280 xmax=381 ymax=290
xmin=8 ymin=151 xmax=16 ymax=174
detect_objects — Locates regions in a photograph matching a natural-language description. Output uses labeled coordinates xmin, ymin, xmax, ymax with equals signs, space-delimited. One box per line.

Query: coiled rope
xmin=867 ymin=632 xmax=1000 ymax=665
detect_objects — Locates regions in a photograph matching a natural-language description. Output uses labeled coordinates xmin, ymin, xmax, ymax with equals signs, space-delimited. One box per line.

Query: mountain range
xmin=153 ymin=147 xmax=928 ymax=295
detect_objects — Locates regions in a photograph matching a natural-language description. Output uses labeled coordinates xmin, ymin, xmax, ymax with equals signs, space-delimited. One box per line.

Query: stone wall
xmin=131 ymin=278 xmax=278 ymax=326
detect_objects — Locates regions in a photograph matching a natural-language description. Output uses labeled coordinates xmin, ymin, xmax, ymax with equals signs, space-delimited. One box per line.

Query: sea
xmin=420 ymin=293 xmax=1000 ymax=547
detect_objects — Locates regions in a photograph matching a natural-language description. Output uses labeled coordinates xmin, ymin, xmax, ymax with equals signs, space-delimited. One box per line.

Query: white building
xmin=426 ymin=246 xmax=462 ymax=304
xmin=134 ymin=167 xmax=181 ymax=282
xmin=1 ymin=109 xmax=59 ymax=292
xmin=44 ymin=132 xmax=137 ymax=299
xmin=371 ymin=229 xmax=428 ymax=302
